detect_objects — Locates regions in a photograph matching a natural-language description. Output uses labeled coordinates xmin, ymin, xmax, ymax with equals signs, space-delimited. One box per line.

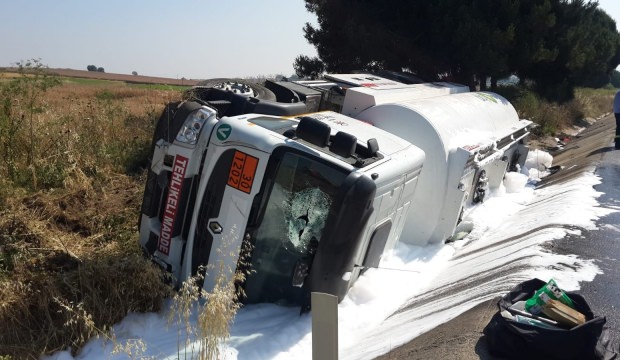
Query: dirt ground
xmin=1 ymin=67 xmax=200 ymax=86
xmin=375 ymin=299 xmax=500 ymax=360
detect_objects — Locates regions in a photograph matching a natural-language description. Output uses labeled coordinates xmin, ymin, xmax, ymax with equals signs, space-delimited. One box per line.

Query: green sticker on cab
xmin=216 ymin=124 xmax=232 ymax=141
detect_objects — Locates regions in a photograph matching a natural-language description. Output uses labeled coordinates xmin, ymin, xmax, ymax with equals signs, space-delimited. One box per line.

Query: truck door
xmin=182 ymin=142 xmax=268 ymax=292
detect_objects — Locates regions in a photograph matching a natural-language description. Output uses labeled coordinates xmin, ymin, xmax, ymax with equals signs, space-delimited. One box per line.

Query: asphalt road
xmin=541 ymin=113 xmax=620 ymax=332
xmin=552 ymin=145 xmax=620 ymax=332
xmin=377 ymin=114 xmax=620 ymax=359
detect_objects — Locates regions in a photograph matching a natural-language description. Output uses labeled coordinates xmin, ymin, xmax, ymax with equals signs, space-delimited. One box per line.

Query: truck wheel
xmin=196 ymin=78 xmax=277 ymax=101
xmin=150 ymin=102 xmax=179 ymax=156
xmin=140 ymin=101 xmax=201 ymax=228
xmin=472 ymin=170 xmax=489 ymax=204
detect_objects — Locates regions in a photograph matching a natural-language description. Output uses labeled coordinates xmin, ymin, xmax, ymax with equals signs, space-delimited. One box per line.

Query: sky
xmin=43 ymin=149 xmax=612 ymax=359
xmin=0 ymin=0 xmax=318 ymax=79
xmin=1 ymin=0 xmax=619 ymax=78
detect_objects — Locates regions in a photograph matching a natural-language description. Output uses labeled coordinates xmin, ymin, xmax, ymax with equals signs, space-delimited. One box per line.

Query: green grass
xmin=60 ymin=77 xmax=125 ymax=86
xmin=127 ymin=83 xmax=190 ymax=91
xmin=58 ymin=77 xmax=189 ymax=91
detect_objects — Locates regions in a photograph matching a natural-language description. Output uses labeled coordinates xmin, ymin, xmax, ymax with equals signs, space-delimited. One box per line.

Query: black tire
xmin=140 ymin=101 xmax=201 ymax=229
xmin=196 ymin=78 xmax=276 ymax=101
xmin=151 ymin=101 xmax=180 ymax=149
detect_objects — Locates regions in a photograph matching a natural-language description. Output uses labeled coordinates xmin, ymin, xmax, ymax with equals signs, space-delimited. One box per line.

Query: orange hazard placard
xmin=227 ymin=150 xmax=258 ymax=194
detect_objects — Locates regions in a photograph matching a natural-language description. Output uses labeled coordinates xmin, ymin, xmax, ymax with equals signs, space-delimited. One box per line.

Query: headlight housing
xmin=176 ymin=108 xmax=214 ymax=145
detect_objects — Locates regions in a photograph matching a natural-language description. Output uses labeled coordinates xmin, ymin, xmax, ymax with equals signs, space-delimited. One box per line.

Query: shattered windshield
xmin=244 ymin=151 xmax=348 ymax=304
xmin=256 ymin=152 xmax=346 ymax=251
xmin=261 ymin=184 xmax=332 ymax=252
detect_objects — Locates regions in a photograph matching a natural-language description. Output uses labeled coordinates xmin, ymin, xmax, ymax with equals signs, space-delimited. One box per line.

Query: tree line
xmin=294 ymin=0 xmax=620 ymax=101
xmin=87 ymin=64 xmax=105 ymax=73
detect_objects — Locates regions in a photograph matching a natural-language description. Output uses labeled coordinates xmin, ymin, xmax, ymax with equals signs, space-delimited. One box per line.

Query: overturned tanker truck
xmin=138 ymin=73 xmax=532 ymax=308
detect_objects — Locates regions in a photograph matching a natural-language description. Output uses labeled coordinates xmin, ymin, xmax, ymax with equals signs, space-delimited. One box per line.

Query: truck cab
xmin=139 ymin=101 xmax=425 ymax=306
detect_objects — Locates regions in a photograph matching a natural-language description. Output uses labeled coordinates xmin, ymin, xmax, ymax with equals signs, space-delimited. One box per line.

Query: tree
xmin=294 ymin=55 xmax=325 ymax=79
xmin=301 ymin=1 xmax=428 ymax=75
xmin=87 ymin=65 xmax=97 ymax=71
xmin=298 ymin=0 xmax=620 ymax=99
xmin=519 ymin=1 xmax=620 ymax=99
xmin=506 ymin=0 xmax=558 ymax=82
xmin=299 ymin=1 xmax=518 ymax=88
xmin=97 ymin=67 xmax=105 ymax=73
xmin=567 ymin=6 xmax=620 ymax=88
xmin=132 ymin=71 xmax=138 ymax=76
xmin=422 ymin=0 xmax=518 ymax=89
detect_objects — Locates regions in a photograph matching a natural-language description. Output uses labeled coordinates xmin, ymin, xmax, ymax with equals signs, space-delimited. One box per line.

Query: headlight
xmin=176 ymin=108 xmax=213 ymax=145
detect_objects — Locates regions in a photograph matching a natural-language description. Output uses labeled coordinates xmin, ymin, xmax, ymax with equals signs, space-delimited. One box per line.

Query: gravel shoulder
xmin=375 ymin=299 xmax=500 ymax=360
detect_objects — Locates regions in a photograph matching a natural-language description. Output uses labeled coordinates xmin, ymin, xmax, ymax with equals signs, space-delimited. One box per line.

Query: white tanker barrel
xmin=354 ymin=91 xmax=532 ymax=246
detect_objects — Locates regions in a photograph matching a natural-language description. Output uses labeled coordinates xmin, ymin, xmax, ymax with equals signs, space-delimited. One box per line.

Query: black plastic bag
xmin=483 ymin=278 xmax=606 ymax=360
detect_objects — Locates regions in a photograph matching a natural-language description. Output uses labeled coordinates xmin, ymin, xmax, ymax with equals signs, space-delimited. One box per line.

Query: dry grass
xmin=0 ymin=72 xmax=21 ymax=79
xmin=1 ymin=67 xmax=200 ymax=86
xmin=168 ymin=227 xmax=249 ymax=359
xmin=574 ymin=87 xmax=616 ymax=119
xmin=1 ymin=78 xmax=179 ymax=190
xmin=0 ymin=70 xmax=179 ymax=358
xmin=496 ymin=85 xmax=614 ymax=136
xmin=0 ymin=67 xmax=245 ymax=359
xmin=0 ymin=174 xmax=174 ymax=358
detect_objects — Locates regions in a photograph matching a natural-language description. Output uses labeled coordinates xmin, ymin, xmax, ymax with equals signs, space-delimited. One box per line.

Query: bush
xmin=495 ymin=85 xmax=608 ymax=136
xmin=574 ymin=87 xmax=616 ymax=118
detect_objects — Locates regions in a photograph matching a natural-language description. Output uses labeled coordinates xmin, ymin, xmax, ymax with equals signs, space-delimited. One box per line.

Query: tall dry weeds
xmin=498 ymin=85 xmax=613 ymax=136
xmin=168 ymin=226 xmax=251 ymax=360
xmin=1 ymin=62 xmax=248 ymax=359
xmin=574 ymin=87 xmax=615 ymax=119
xmin=0 ymin=212 xmax=172 ymax=358
xmin=0 ymin=63 xmax=181 ymax=358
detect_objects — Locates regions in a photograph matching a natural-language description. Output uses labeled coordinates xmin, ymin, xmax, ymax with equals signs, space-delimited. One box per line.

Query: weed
xmin=0 ymin=61 xmax=180 ymax=358
xmin=168 ymin=227 xmax=249 ymax=360
xmin=496 ymin=85 xmax=612 ymax=136
xmin=0 ymin=59 xmax=61 ymax=185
